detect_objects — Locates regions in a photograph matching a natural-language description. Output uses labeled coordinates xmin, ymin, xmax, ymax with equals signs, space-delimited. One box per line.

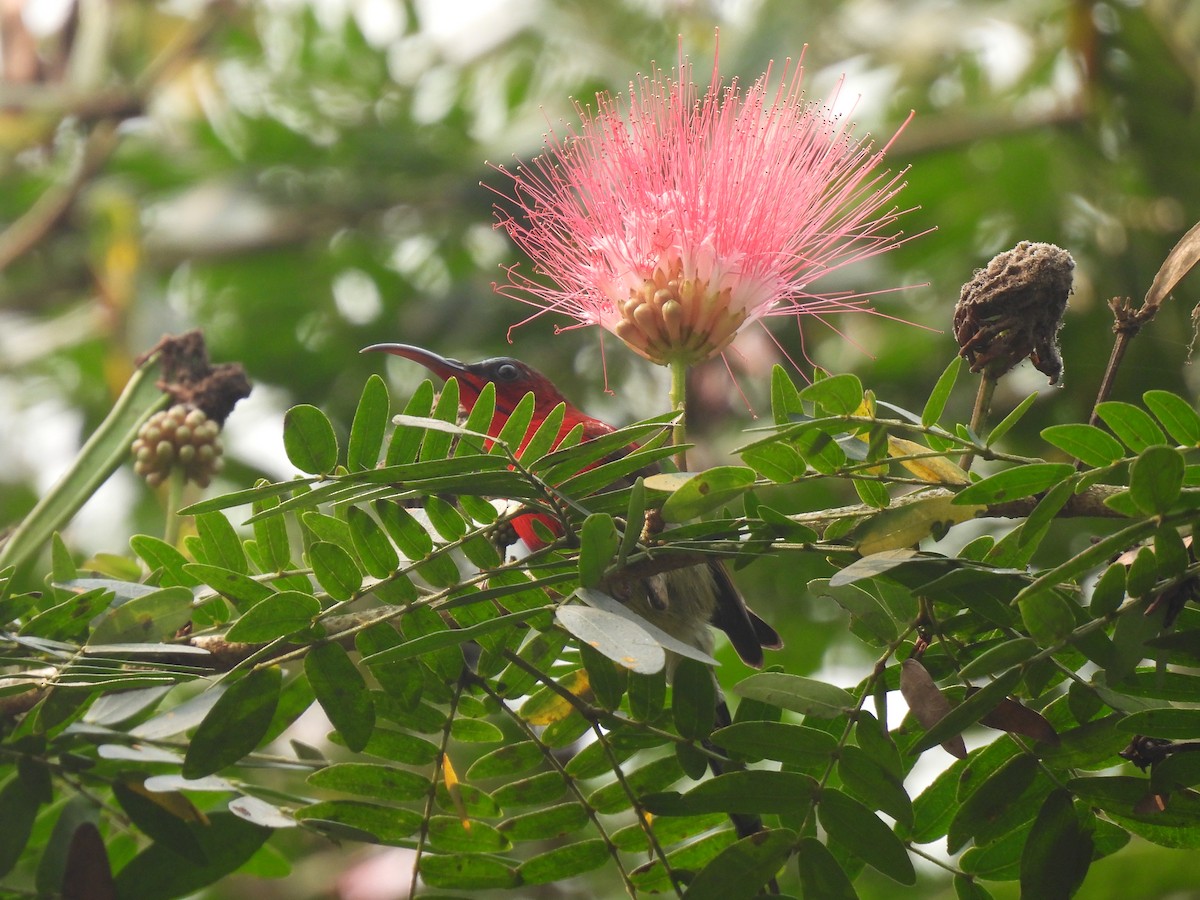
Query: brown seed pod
xmin=954 ymin=241 xmax=1075 ymax=383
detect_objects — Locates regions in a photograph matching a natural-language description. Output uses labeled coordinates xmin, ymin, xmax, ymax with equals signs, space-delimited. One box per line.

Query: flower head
xmin=490 ymin=43 xmax=918 ymax=367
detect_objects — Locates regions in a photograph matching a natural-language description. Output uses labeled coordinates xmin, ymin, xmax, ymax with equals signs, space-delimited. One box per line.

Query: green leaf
xmin=1118 ymin=707 xmax=1200 ymax=739
xmin=628 ymin=668 xmax=666 ymax=723
xmin=711 ymin=721 xmax=838 ymax=767
xmin=113 ymin=813 xmax=269 ymax=900
xmin=642 ymin=769 xmax=817 ymax=818
xmin=1144 ymin=389 xmax=1200 ymax=445
xmin=130 ymin=535 xmax=199 ymax=588
xmin=818 ymin=787 xmax=916 ymax=884
xmin=959 ymin=638 xmax=1040 ymax=679
xmin=468 ymin=741 xmax=543 ymax=780
xmin=588 ymin=756 xmax=686 ymax=815
xmin=518 ymin=401 xmax=567 ymax=462
xmin=499 ymin=802 xmax=589 ymax=843
xmin=88 ymin=586 xmax=193 ymax=644
xmin=283 ymin=404 xmax=339 ymax=474
xmin=347 ymin=375 xmax=389 ymax=471
xmin=1089 ymin=562 xmax=1127 ymax=616
xmin=909 ymin=756 xmax=970 ymax=842
xmin=419 ymin=853 xmax=519 ymax=890
xmin=797 ymin=837 xmax=859 ymax=900
xmin=351 ymin=728 xmax=438 ymax=765
xmin=184 ymin=564 xmax=272 ymax=608
xmin=656 ymin=466 xmax=758 ymax=523
xmin=578 ymin=513 xmax=618 ymax=588
xmin=225 ymin=591 xmax=320 ymax=642
xmin=347 ymin=507 xmax=399 ymax=579
xmin=425 ymin=496 xmax=467 ymax=541
xmin=1019 ymin=590 xmax=1077 ymax=646
xmin=493 ymin=390 xmax=536 ymax=455
xmin=309 ymin=763 xmax=432 ymax=801
xmin=1068 ymin=775 xmax=1200 ymax=848
xmin=428 ymin=815 xmax=509 ymax=852
xmin=194 ymin=512 xmax=248 ymax=575
xmin=458 ymin=380 xmax=497 ymax=449
xmin=922 ymin=356 xmax=962 ymax=426
xmin=672 ymin=657 xmax=716 ymax=741
xmin=946 ymin=754 xmax=1041 ymax=853
xmin=183 ymin=668 xmax=282 ymax=778
xmin=770 ymin=364 xmax=805 ymax=425
xmin=741 ymin=442 xmax=805 ymax=483
xmin=733 ymin=672 xmax=855 ymax=718
xmin=309 ymin=541 xmax=362 ymax=601
xmin=306 ymin=642 xmax=375 ymax=752
xmin=1020 ymin=789 xmax=1093 ymax=899
xmin=112 ymin=781 xmax=206 ymax=863
xmin=0 ymin=353 xmax=167 ymax=573
xmin=684 ymin=827 xmax=798 ymax=900
xmin=838 ymin=745 xmax=913 ymax=830
xmin=36 ymin=796 xmax=104 ymax=897
xmin=0 ymin=768 xmax=47 ymax=876
xmin=986 ymin=391 xmax=1038 ymax=446
xmin=385 ymin=379 xmax=434 ymax=466
xmin=579 ymin=642 xmax=626 ymax=711
xmin=517 ymin=839 xmax=609 ymax=884
xmin=296 ymin=800 xmax=422 ymax=844
xmin=250 ymin=489 xmax=291 ymax=574
xmin=1041 ymin=424 xmax=1126 ymax=467
xmin=420 ymin=376 xmax=461 ymax=460
xmin=492 ymin=772 xmax=568 ymax=808
xmin=953 ymin=463 xmax=1075 ymax=505
xmin=373 ymin=500 xmax=433 ymax=558
xmin=800 ymin=373 xmax=864 ymax=415
xmin=1096 ymin=401 xmax=1167 ymax=451
xmin=1129 ymin=445 xmax=1185 ymax=514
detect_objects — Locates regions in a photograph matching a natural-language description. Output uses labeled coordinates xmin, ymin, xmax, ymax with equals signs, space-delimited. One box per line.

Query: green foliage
xmin=4 ymin=2 xmax=1200 ymax=897
xmin=7 ymin=359 xmax=1200 ymax=899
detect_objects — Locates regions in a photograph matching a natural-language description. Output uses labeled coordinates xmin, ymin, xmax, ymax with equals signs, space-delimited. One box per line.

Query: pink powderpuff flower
xmin=489 ymin=43 xmax=921 ymax=368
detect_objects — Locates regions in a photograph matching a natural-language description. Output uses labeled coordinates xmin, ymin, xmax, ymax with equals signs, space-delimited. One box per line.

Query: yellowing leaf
xmin=850 ymin=396 xmax=967 ymax=485
xmin=855 ymin=494 xmax=983 ymax=555
xmin=886 ymin=437 xmax=970 ymax=485
xmin=442 ymin=754 xmax=470 ymax=828
xmin=520 ymin=669 xmax=591 ymax=725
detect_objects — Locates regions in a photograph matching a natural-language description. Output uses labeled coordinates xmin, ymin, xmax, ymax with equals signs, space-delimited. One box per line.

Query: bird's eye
xmin=496 ymin=363 xmax=520 ymax=381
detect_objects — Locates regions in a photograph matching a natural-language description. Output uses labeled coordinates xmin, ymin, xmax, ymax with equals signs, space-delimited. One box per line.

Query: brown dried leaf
xmin=899 ymin=658 xmax=967 ymax=759
xmin=1145 ymin=219 xmax=1200 ymax=315
xmin=977 ymin=695 xmax=1060 ymax=746
xmin=62 ymin=822 xmax=116 ymax=900
xmin=1133 ymin=791 xmax=1170 ymax=816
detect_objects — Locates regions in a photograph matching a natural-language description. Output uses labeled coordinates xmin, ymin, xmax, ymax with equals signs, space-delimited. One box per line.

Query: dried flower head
xmin=955 ymin=241 xmax=1075 ymax=383
xmin=490 ymin=44 xmax=919 ymax=367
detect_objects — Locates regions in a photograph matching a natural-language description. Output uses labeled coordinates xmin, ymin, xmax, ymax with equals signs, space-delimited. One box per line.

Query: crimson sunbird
xmin=361 ymin=343 xmax=782 ymax=669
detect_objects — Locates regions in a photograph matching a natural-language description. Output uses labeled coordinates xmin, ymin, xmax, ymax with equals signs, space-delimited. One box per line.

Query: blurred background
xmin=2 ymin=1 xmax=1200 ymax=897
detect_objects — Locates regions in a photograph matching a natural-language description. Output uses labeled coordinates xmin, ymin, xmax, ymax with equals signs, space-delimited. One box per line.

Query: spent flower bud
xmin=954 ymin=241 xmax=1074 ymax=383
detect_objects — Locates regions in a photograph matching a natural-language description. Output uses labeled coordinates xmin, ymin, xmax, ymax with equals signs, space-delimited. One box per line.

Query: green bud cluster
xmin=132 ymin=404 xmax=224 ymax=488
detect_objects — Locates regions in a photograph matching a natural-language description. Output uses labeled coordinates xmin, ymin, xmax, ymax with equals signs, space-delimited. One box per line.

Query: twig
xmin=0 ymin=120 xmax=118 ymax=273
xmin=959 ymin=373 xmax=997 ymax=471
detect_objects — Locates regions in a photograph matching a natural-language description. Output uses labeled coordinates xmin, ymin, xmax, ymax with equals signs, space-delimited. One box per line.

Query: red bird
xmin=362 ymin=343 xmax=781 ymax=668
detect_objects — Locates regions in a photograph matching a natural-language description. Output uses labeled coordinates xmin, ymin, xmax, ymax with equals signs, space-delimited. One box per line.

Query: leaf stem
xmin=960 ymin=373 xmax=997 ymax=471
xmin=669 ymin=358 xmax=688 ymax=472
xmin=163 ymin=467 xmax=187 ymax=549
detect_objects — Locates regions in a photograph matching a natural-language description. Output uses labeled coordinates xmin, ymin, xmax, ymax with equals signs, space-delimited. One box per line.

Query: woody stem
xmin=669 ymin=358 xmax=688 ymax=472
